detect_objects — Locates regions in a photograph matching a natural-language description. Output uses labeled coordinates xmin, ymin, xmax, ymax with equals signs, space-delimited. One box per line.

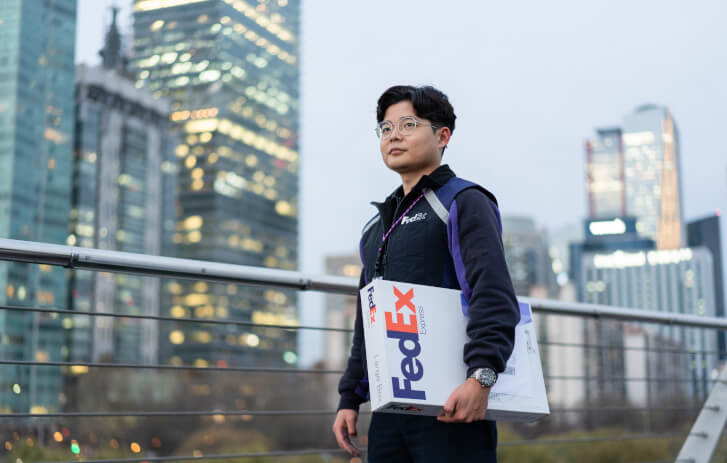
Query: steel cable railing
xmin=0 ymin=304 xmax=351 ymax=332
xmin=1 ymin=238 xmax=726 ymax=462
xmin=3 ymin=356 xmax=720 ymax=384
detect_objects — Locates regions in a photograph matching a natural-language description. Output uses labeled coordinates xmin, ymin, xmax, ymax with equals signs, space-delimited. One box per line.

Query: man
xmin=332 ymin=85 xmax=520 ymax=462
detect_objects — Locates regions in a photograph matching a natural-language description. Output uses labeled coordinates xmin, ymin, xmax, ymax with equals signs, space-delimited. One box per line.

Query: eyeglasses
xmin=375 ymin=116 xmax=440 ymax=140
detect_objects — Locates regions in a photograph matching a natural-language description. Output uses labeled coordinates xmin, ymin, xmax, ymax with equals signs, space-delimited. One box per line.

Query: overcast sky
xmin=77 ymin=0 xmax=727 ymax=364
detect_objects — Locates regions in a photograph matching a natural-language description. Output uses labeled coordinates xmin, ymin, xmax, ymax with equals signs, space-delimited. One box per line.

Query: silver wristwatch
xmin=469 ymin=368 xmax=497 ymax=388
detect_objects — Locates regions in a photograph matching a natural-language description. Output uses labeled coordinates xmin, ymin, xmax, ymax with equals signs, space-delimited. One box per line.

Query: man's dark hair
xmin=376 ymin=85 xmax=456 ymax=154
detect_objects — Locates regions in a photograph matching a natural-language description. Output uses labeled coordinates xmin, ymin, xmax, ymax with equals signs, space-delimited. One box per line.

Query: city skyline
xmin=0 ymin=2 xmax=725 ymax=458
xmin=75 ymin=1 xmax=727 ymax=281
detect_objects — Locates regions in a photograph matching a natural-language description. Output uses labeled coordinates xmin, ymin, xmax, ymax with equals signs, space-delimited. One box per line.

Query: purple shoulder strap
xmin=433 ymin=177 xmax=501 ymax=314
xmin=434 ymin=177 xmax=501 ymax=232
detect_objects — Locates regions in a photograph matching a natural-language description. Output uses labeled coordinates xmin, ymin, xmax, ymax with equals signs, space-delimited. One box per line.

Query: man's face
xmin=379 ymin=100 xmax=449 ymax=176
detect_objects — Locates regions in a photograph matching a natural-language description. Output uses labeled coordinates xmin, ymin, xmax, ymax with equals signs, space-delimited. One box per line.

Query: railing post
xmin=675 ymin=363 xmax=727 ymax=463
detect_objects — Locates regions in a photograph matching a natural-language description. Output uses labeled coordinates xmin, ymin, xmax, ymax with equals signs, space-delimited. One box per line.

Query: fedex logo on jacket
xmin=386 ymin=286 xmax=426 ymax=400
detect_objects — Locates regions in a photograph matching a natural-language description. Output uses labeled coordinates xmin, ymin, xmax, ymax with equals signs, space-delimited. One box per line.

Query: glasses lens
xmin=377 ymin=122 xmax=393 ymax=139
xmin=399 ymin=116 xmax=418 ymax=135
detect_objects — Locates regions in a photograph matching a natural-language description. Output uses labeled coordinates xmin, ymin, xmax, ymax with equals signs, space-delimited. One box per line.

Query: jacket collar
xmin=372 ymin=164 xmax=456 ymax=207
xmin=372 ymin=165 xmax=456 ymax=227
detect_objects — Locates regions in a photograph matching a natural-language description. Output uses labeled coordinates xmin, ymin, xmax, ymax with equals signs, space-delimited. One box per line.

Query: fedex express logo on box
xmin=384 ymin=285 xmax=426 ymax=400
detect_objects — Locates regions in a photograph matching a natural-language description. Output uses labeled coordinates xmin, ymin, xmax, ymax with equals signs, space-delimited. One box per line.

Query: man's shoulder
xmin=437 ymin=176 xmax=499 ymax=208
xmin=361 ymin=213 xmax=380 ymax=236
xmin=453 ymin=185 xmax=498 ymax=208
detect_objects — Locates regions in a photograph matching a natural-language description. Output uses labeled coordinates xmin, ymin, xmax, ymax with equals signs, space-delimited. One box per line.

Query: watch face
xmin=478 ymin=368 xmax=497 ymax=387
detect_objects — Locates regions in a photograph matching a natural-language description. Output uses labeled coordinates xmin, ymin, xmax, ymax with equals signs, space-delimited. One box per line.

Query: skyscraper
xmin=687 ymin=215 xmax=725 ymax=360
xmin=622 ymin=104 xmax=684 ymax=250
xmin=0 ymin=0 xmax=77 ymax=413
xmin=69 ymin=8 xmax=177 ymax=366
xmin=132 ymin=0 xmax=300 ymax=368
xmin=585 ymin=105 xmax=684 ymax=250
xmin=501 ymin=216 xmax=557 ymax=297
xmin=586 ymin=128 xmax=624 ymax=219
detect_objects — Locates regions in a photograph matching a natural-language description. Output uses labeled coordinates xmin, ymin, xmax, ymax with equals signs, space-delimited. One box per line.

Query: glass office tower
xmin=585 ymin=106 xmax=684 ymax=251
xmin=0 ymin=0 xmax=77 ymax=413
xmin=69 ymin=9 xmax=177 ymax=366
xmin=586 ymin=128 xmax=625 ymax=219
xmin=623 ymin=105 xmax=684 ymax=250
xmin=132 ymin=0 xmax=300 ymax=368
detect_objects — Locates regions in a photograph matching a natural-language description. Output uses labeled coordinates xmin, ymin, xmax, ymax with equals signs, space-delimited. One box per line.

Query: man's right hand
xmin=332 ymin=409 xmax=360 ymax=456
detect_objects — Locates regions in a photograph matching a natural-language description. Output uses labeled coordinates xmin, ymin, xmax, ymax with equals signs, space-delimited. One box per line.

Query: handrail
xmin=1 ymin=238 xmax=726 ymax=329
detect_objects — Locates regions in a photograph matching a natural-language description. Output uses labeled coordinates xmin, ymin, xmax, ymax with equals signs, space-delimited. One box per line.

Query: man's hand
xmin=332 ymin=409 xmax=360 ymax=456
xmin=437 ymin=378 xmax=490 ymax=423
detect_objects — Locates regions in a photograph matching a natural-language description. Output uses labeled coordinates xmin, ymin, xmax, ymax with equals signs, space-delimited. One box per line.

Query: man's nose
xmin=389 ymin=124 xmax=403 ymax=140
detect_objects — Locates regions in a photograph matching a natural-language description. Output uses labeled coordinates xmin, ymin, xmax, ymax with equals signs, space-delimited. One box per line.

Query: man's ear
xmin=437 ymin=126 xmax=451 ymax=151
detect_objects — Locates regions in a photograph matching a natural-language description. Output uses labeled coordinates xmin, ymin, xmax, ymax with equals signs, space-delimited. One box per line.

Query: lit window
xmin=275 ymin=200 xmax=292 ymax=216
xmin=170 ymin=306 xmax=186 ymax=318
xmin=169 ymin=331 xmax=185 ymax=344
xmin=161 ymin=52 xmax=178 ymax=64
xmin=199 ymin=69 xmax=220 ymax=82
xmin=184 ymin=215 xmax=203 ymax=230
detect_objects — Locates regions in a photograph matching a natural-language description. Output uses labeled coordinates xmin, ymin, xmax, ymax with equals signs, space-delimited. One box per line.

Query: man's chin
xmin=383 ymin=157 xmax=413 ymax=173
xmin=384 ymin=159 xmax=436 ymax=176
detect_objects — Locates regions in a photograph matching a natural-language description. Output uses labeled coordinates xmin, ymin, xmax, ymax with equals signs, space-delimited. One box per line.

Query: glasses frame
xmin=375 ymin=115 xmax=441 ymax=140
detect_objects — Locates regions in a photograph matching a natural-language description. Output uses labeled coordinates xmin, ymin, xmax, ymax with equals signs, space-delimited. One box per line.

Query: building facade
xmin=322 ymin=253 xmax=360 ymax=409
xmin=687 ymin=214 xmax=725 ymax=360
xmin=502 ymin=216 xmax=557 ymax=297
xmin=0 ymin=0 xmax=77 ymax=414
xmin=570 ymin=216 xmax=656 ymax=302
xmin=585 ymin=105 xmax=684 ymax=251
xmin=132 ymin=0 xmax=300 ymax=368
xmin=622 ymin=104 xmax=684 ymax=250
xmin=586 ymin=128 xmax=624 ymax=219
xmin=580 ymin=246 xmax=718 ymax=398
xmin=69 ymin=9 xmax=177 ymax=366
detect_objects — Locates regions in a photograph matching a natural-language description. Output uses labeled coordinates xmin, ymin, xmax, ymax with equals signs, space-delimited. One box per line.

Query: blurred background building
xmin=0 ymin=0 xmax=77 ymax=414
xmin=131 ymin=0 xmax=301 ymax=369
xmin=69 ymin=8 xmax=177 ymax=367
xmin=322 ymin=253 xmax=359 ymax=409
xmin=501 ymin=215 xmax=557 ymax=298
xmin=586 ymin=127 xmax=625 ymax=219
xmin=580 ymin=246 xmax=717 ymax=397
xmin=623 ymin=105 xmax=684 ymax=250
xmin=687 ymin=214 xmax=725 ymax=360
xmin=567 ymin=105 xmax=719 ymax=404
xmin=585 ymin=105 xmax=684 ymax=250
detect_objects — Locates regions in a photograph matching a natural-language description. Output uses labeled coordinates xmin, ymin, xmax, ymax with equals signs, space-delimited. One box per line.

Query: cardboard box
xmin=360 ymin=279 xmax=550 ymax=422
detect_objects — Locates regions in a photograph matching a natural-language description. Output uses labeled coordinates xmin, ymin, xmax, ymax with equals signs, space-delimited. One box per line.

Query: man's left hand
xmin=437 ymin=378 xmax=489 ymax=423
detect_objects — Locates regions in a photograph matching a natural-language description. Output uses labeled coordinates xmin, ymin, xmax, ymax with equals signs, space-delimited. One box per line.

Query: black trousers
xmin=366 ymin=412 xmax=498 ymax=462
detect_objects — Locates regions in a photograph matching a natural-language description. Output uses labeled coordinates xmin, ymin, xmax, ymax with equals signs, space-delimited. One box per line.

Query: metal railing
xmin=0 ymin=238 xmax=725 ymax=463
